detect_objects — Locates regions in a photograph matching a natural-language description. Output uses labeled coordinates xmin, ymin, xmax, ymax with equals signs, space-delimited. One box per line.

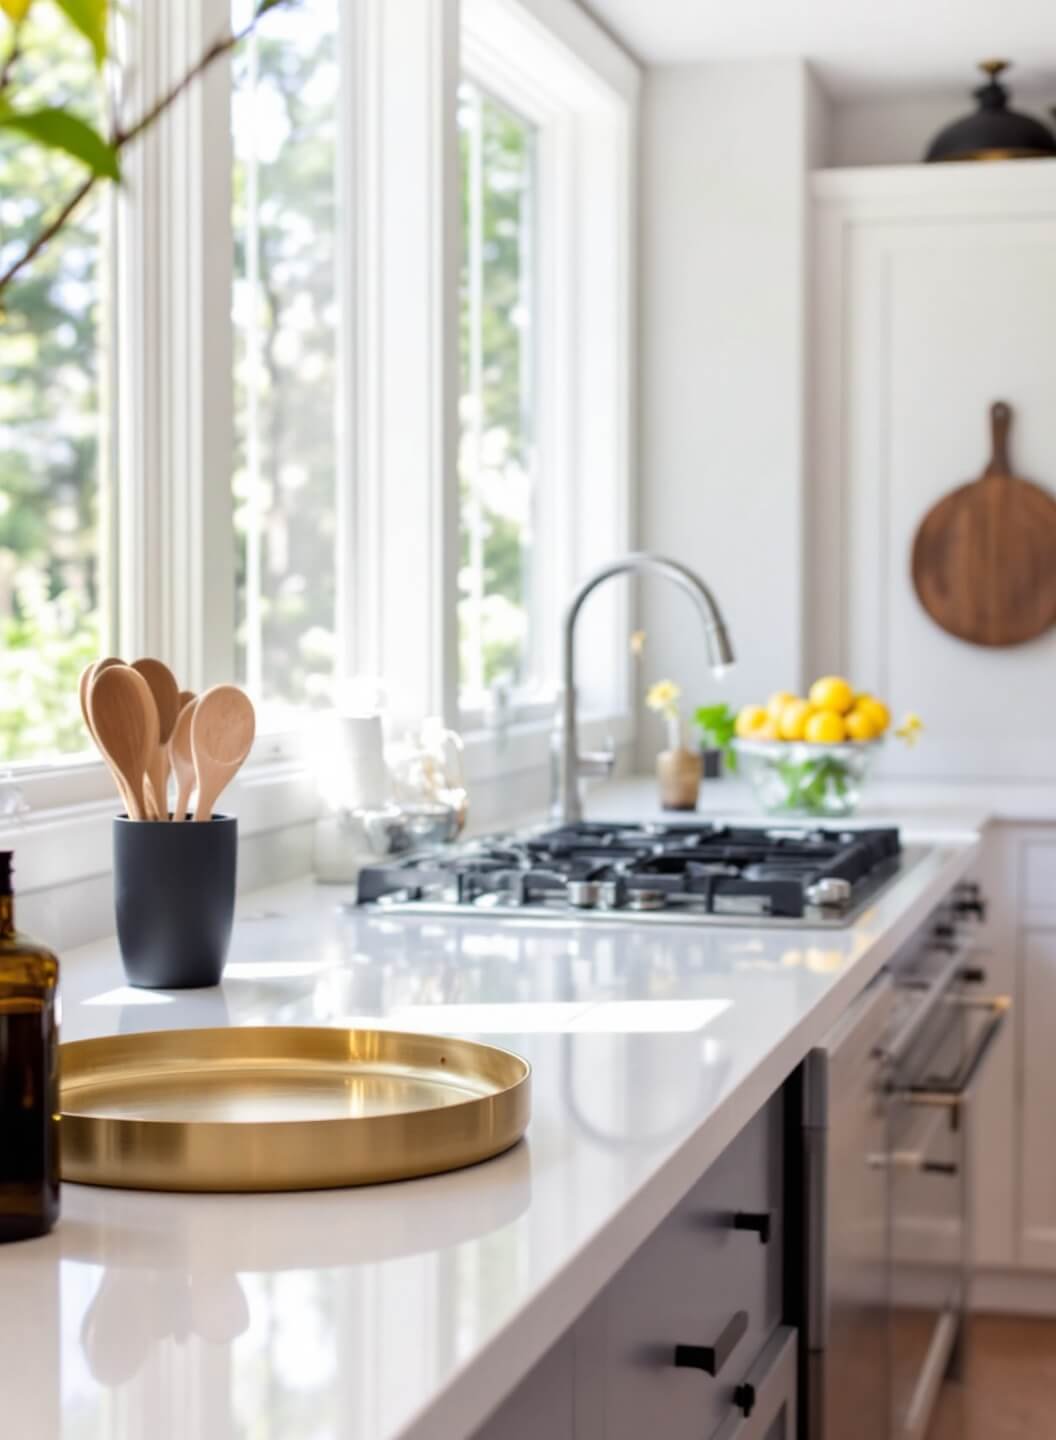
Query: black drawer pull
xmin=734 ymin=1382 xmax=756 ymax=1418
xmin=674 ymin=1310 xmax=748 ymax=1378
xmin=733 ymin=1210 xmax=772 ymax=1244
xmin=922 ymin=1160 xmax=958 ymax=1176
xmin=960 ymin=965 xmax=987 ymax=984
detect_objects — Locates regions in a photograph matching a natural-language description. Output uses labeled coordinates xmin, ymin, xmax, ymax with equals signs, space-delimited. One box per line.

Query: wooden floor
xmin=928 ymin=1315 xmax=1056 ymax=1439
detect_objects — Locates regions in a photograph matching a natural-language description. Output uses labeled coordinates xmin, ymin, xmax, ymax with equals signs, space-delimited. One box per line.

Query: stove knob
xmin=805 ymin=877 xmax=853 ymax=909
xmin=627 ymin=889 xmax=668 ymax=912
xmin=598 ymin=878 xmax=627 ymax=909
xmin=567 ymin=881 xmax=600 ymax=909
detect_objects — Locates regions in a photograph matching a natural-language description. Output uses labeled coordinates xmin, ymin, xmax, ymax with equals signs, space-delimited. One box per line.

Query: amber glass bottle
xmin=0 ymin=851 xmax=60 ymax=1242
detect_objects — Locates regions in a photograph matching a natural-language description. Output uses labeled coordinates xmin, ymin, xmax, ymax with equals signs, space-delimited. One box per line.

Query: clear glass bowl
xmin=732 ymin=737 xmax=881 ymax=818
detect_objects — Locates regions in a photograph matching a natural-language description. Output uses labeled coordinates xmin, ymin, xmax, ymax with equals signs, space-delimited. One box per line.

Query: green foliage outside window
xmin=0 ymin=4 xmax=104 ymax=760
xmin=231 ymin=5 xmax=338 ymax=710
xmin=458 ymin=82 xmax=537 ymax=699
xmin=0 ymin=0 xmax=295 ymax=760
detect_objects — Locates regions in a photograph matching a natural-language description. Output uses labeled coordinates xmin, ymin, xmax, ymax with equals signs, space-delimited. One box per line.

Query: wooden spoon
xmin=88 ymin=666 xmax=160 ymax=822
xmin=79 ymin=658 xmax=135 ymax=813
xmin=191 ymin=686 xmax=256 ymax=822
xmin=132 ymin=659 xmax=182 ymax=820
xmin=169 ymin=696 xmax=198 ymax=822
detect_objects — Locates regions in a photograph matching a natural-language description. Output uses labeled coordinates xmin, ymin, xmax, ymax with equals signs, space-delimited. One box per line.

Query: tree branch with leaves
xmin=0 ymin=0 xmax=293 ymax=303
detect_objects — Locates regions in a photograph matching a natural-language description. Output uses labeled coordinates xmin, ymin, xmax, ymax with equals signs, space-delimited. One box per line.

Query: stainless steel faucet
xmin=551 ymin=552 xmax=736 ymax=824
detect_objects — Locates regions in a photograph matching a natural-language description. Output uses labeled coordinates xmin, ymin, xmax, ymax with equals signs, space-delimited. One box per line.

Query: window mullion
xmin=117 ymin=0 xmax=234 ymax=689
xmin=356 ymin=0 xmax=460 ymax=730
xmin=334 ymin=0 xmax=361 ymax=690
xmin=114 ymin=0 xmax=159 ymax=664
xmin=241 ymin=22 xmax=263 ymax=699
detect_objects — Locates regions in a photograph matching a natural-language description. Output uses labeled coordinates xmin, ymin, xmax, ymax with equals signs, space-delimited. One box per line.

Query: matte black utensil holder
xmin=113 ymin=814 xmax=237 ymax=989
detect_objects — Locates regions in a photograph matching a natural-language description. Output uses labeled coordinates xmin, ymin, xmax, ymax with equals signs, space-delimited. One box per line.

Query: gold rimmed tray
xmin=59 ymin=1026 xmax=531 ymax=1192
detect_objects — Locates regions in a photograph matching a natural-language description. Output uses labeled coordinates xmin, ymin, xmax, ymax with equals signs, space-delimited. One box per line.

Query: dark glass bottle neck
xmin=0 ymin=892 xmax=14 ymax=939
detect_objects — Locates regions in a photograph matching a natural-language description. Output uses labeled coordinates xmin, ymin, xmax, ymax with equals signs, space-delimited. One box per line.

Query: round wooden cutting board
xmin=911 ymin=401 xmax=1056 ymax=647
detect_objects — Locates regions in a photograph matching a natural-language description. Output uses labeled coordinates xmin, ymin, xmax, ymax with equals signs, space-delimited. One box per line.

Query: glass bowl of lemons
xmin=731 ymin=678 xmax=910 ymax=818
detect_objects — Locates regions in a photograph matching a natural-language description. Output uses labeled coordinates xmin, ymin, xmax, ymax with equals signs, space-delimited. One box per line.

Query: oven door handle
xmin=867 ymin=1149 xmax=958 ymax=1175
xmin=878 ymin=946 xmax=972 ymax=1069
xmin=905 ymin=994 xmax=1010 ymax=1109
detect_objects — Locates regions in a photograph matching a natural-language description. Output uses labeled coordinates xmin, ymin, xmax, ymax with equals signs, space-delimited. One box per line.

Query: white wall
xmin=636 ymin=60 xmax=821 ymax=758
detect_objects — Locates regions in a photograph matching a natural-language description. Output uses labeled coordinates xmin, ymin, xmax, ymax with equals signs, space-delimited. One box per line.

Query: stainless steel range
xmin=355 ymin=820 xmax=907 ymax=927
xmin=801 ymin=880 xmax=1008 ymax=1440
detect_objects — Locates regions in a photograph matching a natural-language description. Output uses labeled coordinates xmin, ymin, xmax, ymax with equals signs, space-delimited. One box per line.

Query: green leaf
xmin=0 ymin=104 xmax=119 ymax=179
xmin=694 ymin=702 xmax=736 ymax=765
xmin=254 ymin=0 xmax=289 ymax=14
xmin=51 ymin=0 xmax=107 ymax=67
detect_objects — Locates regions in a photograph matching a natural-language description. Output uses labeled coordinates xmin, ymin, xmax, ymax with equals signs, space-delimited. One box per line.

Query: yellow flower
xmin=895 ymin=712 xmax=924 ymax=746
xmin=646 ymin=679 xmax=681 ymax=717
xmin=629 ymin=629 xmax=646 ymax=658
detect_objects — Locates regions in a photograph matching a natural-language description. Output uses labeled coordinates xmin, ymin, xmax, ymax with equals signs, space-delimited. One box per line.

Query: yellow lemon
xmin=805 ymin=710 xmax=846 ymax=744
xmin=845 ymin=707 xmax=879 ymax=742
xmin=735 ymin=704 xmax=770 ymax=739
xmin=855 ymin=695 xmax=891 ymax=734
xmin=778 ymin=698 xmax=814 ymax=741
xmin=767 ymin=690 xmax=796 ymax=724
xmin=808 ymin=676 xmax=855 ymax=715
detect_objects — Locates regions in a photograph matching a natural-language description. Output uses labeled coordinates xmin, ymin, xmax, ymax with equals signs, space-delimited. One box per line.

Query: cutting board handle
xmin=985 ymin=400 xmax=1013 ymax=477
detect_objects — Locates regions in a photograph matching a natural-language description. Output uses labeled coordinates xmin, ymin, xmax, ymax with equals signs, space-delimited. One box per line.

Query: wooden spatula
xmin=132 ymin=659 xmax=182 ymax=819
xmin=169 ymin=696 xmax=198 ymax=822
xmin=191 ymin=685 xmax=256 ymax=822
xmin=88 ymin=665 xmax=160 ymax=822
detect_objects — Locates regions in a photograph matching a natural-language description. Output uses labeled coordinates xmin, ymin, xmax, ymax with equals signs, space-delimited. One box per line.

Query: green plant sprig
xmin=693 ymin=702 xmax=737 ymax=771
xmin=0 ymin=0 xmax=294 ymax=303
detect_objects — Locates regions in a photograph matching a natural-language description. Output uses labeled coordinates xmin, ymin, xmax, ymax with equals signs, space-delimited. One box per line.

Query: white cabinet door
xmin=812 ymin=164 xmax=1056 ymax=784
xmin=1020 ymin=927 xmax=1056 ymax=1269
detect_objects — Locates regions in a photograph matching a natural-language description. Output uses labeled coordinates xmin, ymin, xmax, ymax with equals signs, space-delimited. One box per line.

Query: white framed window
xmin=0 ymin=0 xmax=637 ymax=880
xmin=458 ymin=0 xmax=638 ymax=739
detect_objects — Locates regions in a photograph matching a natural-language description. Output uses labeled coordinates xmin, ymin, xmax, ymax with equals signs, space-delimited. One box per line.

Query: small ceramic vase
xmin=656 ymin=719 xmax=702 ymax=810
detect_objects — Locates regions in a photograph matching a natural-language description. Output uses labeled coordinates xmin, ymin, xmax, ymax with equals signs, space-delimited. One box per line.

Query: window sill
xmin=0 ymin=755 xmax=318 ymax=897
xmin=4 ymin=712 xmax=632 ymax=905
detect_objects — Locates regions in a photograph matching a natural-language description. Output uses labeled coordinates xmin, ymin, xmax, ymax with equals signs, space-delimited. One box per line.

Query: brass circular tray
xmin=60 ymin=1026 xmax=531 ymax=1192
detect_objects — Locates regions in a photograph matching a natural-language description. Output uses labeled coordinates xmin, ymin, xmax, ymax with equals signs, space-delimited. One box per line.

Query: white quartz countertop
xmin=1 ymin=791 xmax=985 ymax=1440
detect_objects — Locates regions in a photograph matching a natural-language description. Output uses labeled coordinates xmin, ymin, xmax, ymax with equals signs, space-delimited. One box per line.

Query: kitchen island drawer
xmin=472 ymin=1091 xmax=787 ymax=1440
xmin=583 ymin=1092 xmax=785 ymax=1439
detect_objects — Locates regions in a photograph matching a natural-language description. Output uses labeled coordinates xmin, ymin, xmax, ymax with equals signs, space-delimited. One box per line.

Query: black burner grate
xmin=356 ymin=821 xmax=901 ymax=918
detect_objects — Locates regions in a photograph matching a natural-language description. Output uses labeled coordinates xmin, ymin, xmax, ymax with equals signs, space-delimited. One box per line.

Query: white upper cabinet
xmin=810 ymin=160 xmax=1056 ymax=782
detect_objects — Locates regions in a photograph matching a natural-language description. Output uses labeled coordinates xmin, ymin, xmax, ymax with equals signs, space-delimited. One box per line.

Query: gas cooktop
xmin=355 ymin=820 xmax=906 ymax=928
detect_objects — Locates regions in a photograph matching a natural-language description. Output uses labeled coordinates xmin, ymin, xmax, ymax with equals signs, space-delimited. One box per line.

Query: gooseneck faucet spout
xmin=552 ymin=552 xmax=736 ymax=824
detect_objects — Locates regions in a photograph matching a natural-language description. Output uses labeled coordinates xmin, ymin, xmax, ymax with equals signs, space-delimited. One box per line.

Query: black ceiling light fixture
xmin=925 ymin=60 xmax=1056 ymax=163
